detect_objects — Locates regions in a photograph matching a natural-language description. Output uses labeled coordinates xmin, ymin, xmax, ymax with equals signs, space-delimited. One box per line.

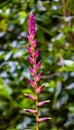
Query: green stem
xmin=35 ymin=73 xmax=39 ymax=130
xmin=36 ymin=91 xmax=39 ymax=130
xmin=32 ymin=48 xmax=39 ymax=130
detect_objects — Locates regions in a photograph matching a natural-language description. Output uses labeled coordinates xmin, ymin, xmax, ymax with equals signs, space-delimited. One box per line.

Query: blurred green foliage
xmin=0 ymin=0 xmax=74 ymax=130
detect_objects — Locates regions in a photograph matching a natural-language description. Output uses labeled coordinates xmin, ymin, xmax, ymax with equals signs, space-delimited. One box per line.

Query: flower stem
xmin=34 ymin=65 xmax=39 ymax=130
xmin=36 ymin=91 xmax=39 ymax=130
xmin=27 ymin=12 xmax=51 ymax=129
xmin=32 ymin=50 xmax=39 ymax=130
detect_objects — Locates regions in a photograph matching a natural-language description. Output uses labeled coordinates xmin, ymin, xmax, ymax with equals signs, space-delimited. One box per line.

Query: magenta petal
xmin=31 ymin=31 xmax=36 ymax=37
xmin=29 ymin=79 xmax=36 ymax=88
xmin=29 ymin=12 xmax=35 ymax=23
xmin=31 ymin=39 xmax=37 ymax=48
xmin=36 ymin=60 xmax=41 ymax=70
xmin=29 ymin=66 xmax=35 ymax=76
xmin=36 ymin=84 xmax=44 ymax=94
xmin=37 ymin=117 xmax=51 ymax=123
xmin=28 ymin=56 xmax=34 ymax=64
xmin=34 ymin=50 xmax=39 ymax=59
xmin=27 ymin=35 xmax=32 ymax=43
xmin=26 ymin=46 xmax=33 ymax=54
xmin=24 ymin=94 xmax=37 ymax=101
xmin=29 ymin=22 xmax=35 ymax=28
xmin=24 ymin=109 xmax=37 ymax=114
xmin=29 ymin=14 xmax=35 ymax=24
xmin=37 ymin=100 xmax=50 ymax=107
xmin=29 ymin=29 xmax=36 ymax=39
xmin=29 ymin=12 xmax=35 ymax=24
xmin=28 ymin=12 xmax=36 ymax=37
xmin=36 ymin=71 xmax=42 ymax=82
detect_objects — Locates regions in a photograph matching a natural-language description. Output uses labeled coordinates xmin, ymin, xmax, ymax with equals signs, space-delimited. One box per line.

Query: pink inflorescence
xmin=28 ymin=12 xmax=36 ymax=39
xmin=25 ymin=11 xmax=51 ymax=126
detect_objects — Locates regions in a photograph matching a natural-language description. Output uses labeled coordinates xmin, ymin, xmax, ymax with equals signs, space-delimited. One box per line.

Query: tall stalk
xmin=24 ymin=11 xmax=51 ymax=130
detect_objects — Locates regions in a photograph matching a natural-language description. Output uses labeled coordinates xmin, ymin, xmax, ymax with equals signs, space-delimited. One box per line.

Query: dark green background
xmin=0 ymin=0 xmax=74 ymax=130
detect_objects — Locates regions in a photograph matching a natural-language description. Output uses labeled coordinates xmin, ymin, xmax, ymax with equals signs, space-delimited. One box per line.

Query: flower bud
xmin=35 ymin=60 xmax=41 ymax=70
xmin=24 ymin=94 xmax=37 ymax=101
xmin=28 ymin=79 xmax=36 ymax=88
xmin=37 ymin=100 xmax=50 ymax=107
xmin=36 ymin=71 xmax=42 ymax=82
xmin=37 ymin=117 xmax=51 ymax=123
xmin=28 ymin=56 xmax=34 ymax=65
xmin=36 ymin=84 xmax=44 ymax=94
xmin=34 ymin=50 xmax=39 ymax=59
xmin=31 ymin=39 xmax=37 ymax=48
xmin=26 ymin=46 xmax=33 ymax=54
xmin=27 ymin=35 xmax=32 ymax=43
xmin=28 ymin=12 xmax=36 ymax=39
xmin=29 ymin=66 xmax=35 ymax=76
xmin=24 ymin=109 xmax=37 ymax=114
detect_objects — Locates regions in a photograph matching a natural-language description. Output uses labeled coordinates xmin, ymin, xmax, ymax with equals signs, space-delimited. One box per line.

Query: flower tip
xmin=46 ymin=100 xmax=51 ymax=103
xmin=23 ymin=108 xmax=26 ymax=111
xmin=28 ymin=11 xmax=36 ymax=38
xmin=24 ymin=94 xmax=27 ymax=96
xmin=48 ymin=117 xmax=51 ymax=120
xmin=30 ymin=11 xmax=34 ymax=17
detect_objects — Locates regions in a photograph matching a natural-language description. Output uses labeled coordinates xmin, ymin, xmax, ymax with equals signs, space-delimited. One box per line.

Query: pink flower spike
xmin=36 ymin=71 xmax=42 ymax=82
xmin=31 ymin=39 xmax=37 ymax=48
xmin=29 ymin=12 xmax=35 ymax=26
xmin=37 ymin=117 xmax=51 ymax=123
xmin=36 ymin=60 xmax=41 ymax=70
xmin=26 ymin=46 xmax=33 ymax=54
xmin=28 ymin=56 xmax=34 ymax=65
xmin=24 ymin=109 xmax=37 ymax=114
xmin=28 ymin=12 xmax=36 ymax=39
xmin=36 ymin=84 xmax=45 ymax=94
xmin=28 ymin=79 xmax=36 ymax=88
xmin=37 ymin=100 xmax=50 ymax=107
xmin=34 ymin=50 xmax=39 ymax=59
xmin=24 ymin=94 xmax=37 ymax=101
xmin=29 ymin=13 xmax=35 ymax=23
xmin=29 ymin=66 xmax=35 ymax=76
